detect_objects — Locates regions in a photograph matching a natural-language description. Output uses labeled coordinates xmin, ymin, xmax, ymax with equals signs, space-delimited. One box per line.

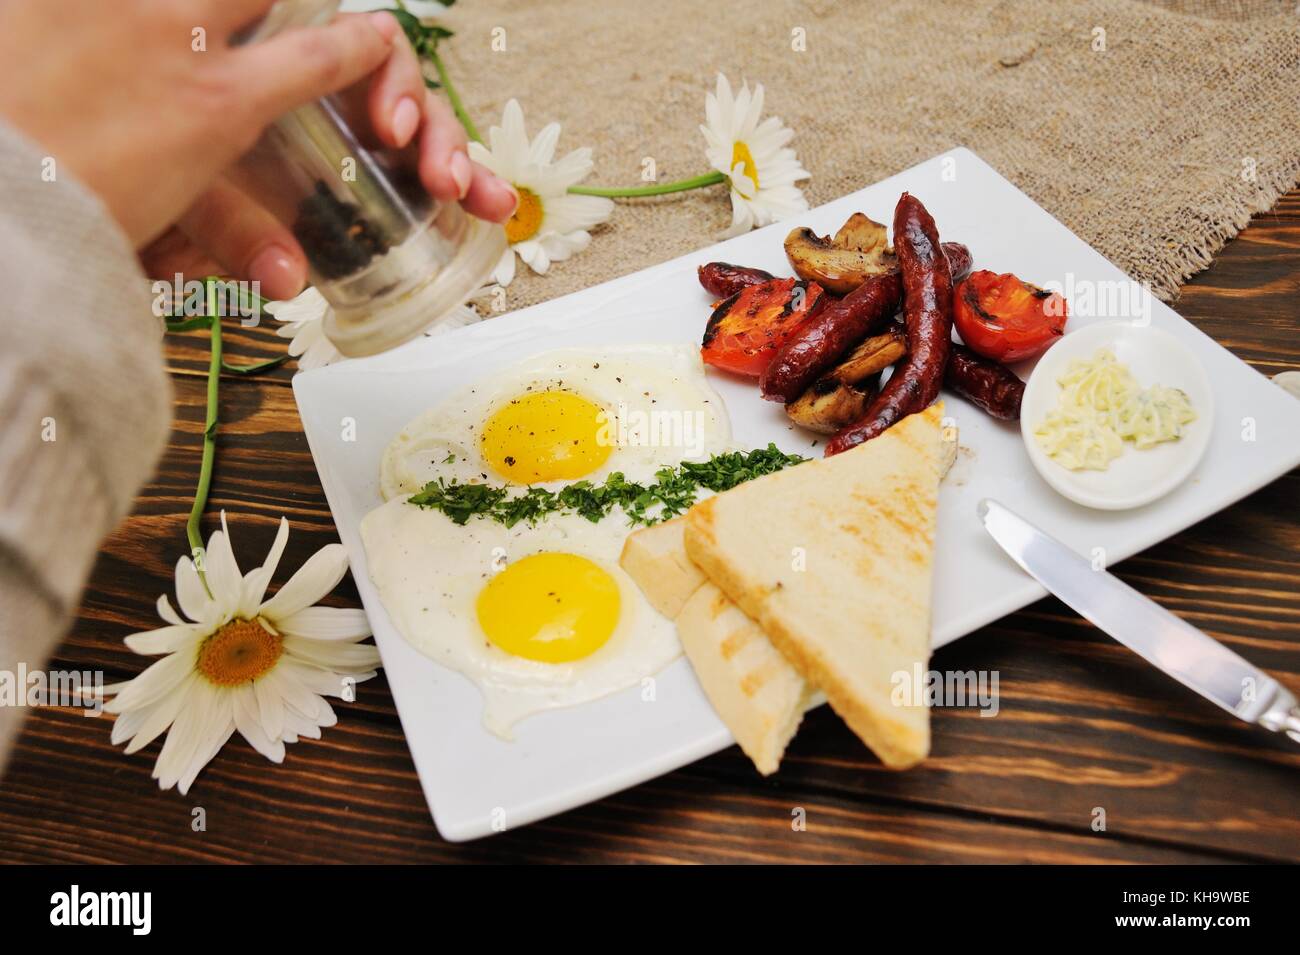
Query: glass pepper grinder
xmin=232 ymin=0 xmax=505 ymax=357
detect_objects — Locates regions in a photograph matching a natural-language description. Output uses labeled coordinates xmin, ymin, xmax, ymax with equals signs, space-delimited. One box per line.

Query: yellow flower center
xmin=730 ymin=141 xmax=760 ymax=192
xmin=197 ymin=618 xmax=282 ymax=687
xmin=505 ymin=187 xmax=544 ymax=244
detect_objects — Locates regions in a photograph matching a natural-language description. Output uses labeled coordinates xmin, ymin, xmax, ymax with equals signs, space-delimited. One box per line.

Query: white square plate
xmin=293 ymin=148 xmax=1300 ymax=841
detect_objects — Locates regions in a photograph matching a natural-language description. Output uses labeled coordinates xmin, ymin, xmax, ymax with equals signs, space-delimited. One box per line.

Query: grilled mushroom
xmin=784 ymin=212 xmax=896 ymax=295
xmin=785 ymin=376 xmax=878 ymax=434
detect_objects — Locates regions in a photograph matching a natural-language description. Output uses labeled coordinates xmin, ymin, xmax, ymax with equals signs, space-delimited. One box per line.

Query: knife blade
xmin=978 ymin=498 xmax=1300 ymax=744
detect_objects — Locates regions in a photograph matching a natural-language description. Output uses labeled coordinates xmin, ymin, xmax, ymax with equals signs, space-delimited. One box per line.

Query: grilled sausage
xmin=941 ymin=242 xmax=973 ymax=283
xmin=944 ymin=343 xmax=1024 ymax=420
xmin=697 ymin=262 xmax=776 ymax=298
xmin=826 ymin=193 xmax=954 ymax=455
xmin=759 ymin=270 xmax=903 ymax=402
xmin=758 ymin=241 xmax=971 ymax=404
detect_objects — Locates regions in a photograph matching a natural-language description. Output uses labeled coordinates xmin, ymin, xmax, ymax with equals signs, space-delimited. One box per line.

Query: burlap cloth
xmin=440 ymin=0 xmax=1300 ymax=310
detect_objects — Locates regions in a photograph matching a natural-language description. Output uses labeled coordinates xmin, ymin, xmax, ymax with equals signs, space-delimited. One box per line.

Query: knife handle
xmin=1258 ymin=685 xmax=1300 ymax=744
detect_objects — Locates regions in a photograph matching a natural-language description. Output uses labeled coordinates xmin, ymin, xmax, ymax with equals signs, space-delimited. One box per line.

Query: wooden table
xmin=1 ymin=191 xmax=1296 ymax=865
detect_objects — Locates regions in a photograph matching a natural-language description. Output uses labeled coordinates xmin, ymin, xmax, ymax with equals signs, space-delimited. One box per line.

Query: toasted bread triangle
xmin=683 ymin=403 xmax=942 ymax=769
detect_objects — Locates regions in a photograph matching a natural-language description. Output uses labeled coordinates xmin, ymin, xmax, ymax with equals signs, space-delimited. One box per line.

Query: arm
xmin=0 ymin=121 xmax=171 ymax=770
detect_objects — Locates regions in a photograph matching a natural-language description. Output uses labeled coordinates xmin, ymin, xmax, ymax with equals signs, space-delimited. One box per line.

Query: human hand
xmin=0 ymin=1 xmax=516 ymax=299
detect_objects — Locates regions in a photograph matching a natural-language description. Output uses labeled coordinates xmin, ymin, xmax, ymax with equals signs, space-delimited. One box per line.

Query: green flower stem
xmin=186 ymin=279 xmax=223 ymax=590
xmin=429 ymin=47 xmax=482 ymax=144
xmin=567 ymin=170 xmax=727 ymax=198
xmin=405 ymin=5 xmax=721 ymax=201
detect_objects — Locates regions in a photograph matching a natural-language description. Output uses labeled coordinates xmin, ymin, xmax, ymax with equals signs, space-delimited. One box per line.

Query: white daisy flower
xmin=266 ymin=287 xmax=485 ymax=368
xmin=93 ymin=513 xmax=381 ymax=795
xmin=266 ymin=287 xmax=340 ymax=371
xmin=468 ymin=99 xmax=614 ymax=280
xmin=700 ymin=74 xmax=810 ymax=238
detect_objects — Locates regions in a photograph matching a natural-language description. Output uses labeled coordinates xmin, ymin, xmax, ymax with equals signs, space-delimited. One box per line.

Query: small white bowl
xmin=1020 ymin=322 xmax=1214 ymax=510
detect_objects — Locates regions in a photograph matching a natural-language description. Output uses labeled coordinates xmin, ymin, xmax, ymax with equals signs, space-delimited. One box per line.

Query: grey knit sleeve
xmin=0 ymin=120 xmax=172 ymax=771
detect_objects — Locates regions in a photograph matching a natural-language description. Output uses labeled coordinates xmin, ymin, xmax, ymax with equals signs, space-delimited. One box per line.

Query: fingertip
xmin=368 ymin=11 xmax=401 ymax=42
xmin=462 ymin=167 xmax=518 ymax=224
xmin=419 ymin=160 xmax=461 ymax=204
xmin=500 ymin=180 xmax=521 ymax=219
xmin=392 ymin=96 xmax=420 ymax=148
xmin=418 ymin=142 xmax=462 ymax=204
xmin=449 ymin=151 xmax=473 ymax=200
xmin=248 ymin=245 xmax=307 ymax=301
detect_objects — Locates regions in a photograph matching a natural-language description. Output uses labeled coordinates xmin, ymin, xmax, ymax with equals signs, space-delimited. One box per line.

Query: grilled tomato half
xmin=953 ymin=270 xmax=1067 ymax=363
xmin=701 ymin=278 xmax=827 ymax=377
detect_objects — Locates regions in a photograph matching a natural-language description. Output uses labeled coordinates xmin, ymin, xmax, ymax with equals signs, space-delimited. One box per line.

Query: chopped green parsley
xmin=407 ymin=444 xmax=807 ymax=528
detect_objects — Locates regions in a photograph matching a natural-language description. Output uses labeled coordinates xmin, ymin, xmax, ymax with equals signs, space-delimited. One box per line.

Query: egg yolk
xmin=476 ymin=553 xmax=621 ymax=663
xmin=480 ymin=390 xmax=611 ymax=483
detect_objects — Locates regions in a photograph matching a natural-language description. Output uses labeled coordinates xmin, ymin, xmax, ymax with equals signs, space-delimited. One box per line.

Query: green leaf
xmin=386 ymin=7 xmax=453 ymax=58
xmin=387 ymin=8 xmax=426 ymax=50
xmin=164 ymin=316 xmax=214 ymax=333
xmin=221 ymin=355 xmax=289 ymax=375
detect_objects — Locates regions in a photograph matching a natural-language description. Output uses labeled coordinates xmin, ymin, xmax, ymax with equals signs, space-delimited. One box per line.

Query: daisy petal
xmin=253 ymin=672 xmax=286 ymax=742
xmin=538 ymin=230 xmax=590 ymax=264
xmin=516 ymin=239 xmax=551 ymax=275
xmin=276 ymin=606 xmax=371 ymax=641
xmin=265 ymin=287 xmax=328 ymax=324
xmin=174 ymin=555 xmax=211 ymax=624
xmin=154 ymin=681 xmax=218 ymax=792
xmin=110 ymin=705 xmax=152 ymax=747
xmin=283 ymin=637 xmax=382 ymax=671
xmin=258 ymin=543 xmax=349 ymax=622
xmin=298 ymin=332 xmax=341 ymax=371
xmin=123 ymin=674 xmax=199 ymax=754
xmin=180 ymin=706 xmax=234 ymax=796
xmin=124 ymin=624 xmax=202 ymax=656
xmin=283 ymin=663 xmax=376 ymax=699
xmin=233 ymin=685 xmax=285 ymax=763
xmin=492 ymin=247 xmax=517 ymax=288
xmin=271 ymin=665 xmax=327 ymax=722
xmin=156 ymin=594 xmax=184 ymax=627
xmin=281 ymin=709 xmax=320 ymax=741
xmin=529 ymin=121 xmax=562 ymax=167
xmin=241 ymin=517 xmax=290 ymax=616
xmin=106 ymin=647 xmax=198 ymax=714
xmin=202 ymin=512 xmax=243 ymax=620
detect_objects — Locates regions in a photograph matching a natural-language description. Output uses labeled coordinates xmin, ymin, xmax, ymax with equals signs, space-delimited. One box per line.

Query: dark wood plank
xmin=0 ymin=186 xmax=1296 ymax=864
xmin=1173 ymin=189 xmax=1300 ymax=378
xmin=0 ymin=708 xmax=1231 ymax=864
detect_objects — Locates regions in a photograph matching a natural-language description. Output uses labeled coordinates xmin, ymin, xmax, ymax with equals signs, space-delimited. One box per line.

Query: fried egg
xmin=362 ymin=344 xmax=732 ymax=736
xmin=380 ymin=344 xmax=731 ymax=498
xmin=360 ymin=493 xmax=682 ymax=737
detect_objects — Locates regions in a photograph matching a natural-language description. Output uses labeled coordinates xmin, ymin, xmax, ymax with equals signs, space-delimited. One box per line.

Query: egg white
xmin=360 ymin=496 xmax=681 ymax=737
xmin=379 ymin=344 xmax=732 ymax=499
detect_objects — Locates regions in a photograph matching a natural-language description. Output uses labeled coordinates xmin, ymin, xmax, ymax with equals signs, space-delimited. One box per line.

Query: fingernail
xmin=249 ymin=246 xmax=302 ymax=299
xmin=369 ymin=11 xmax=400 ymax=40
xmin=503 ymin=180 xmax=520 ymax=215
xmin=450 ymin=151 xmax=473 ymax=200
xmin=392 ymin=97 xmax=420 ymax=147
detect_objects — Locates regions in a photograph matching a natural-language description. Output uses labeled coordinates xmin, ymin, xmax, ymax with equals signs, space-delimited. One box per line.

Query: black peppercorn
xmin=292 ymin=181 xmax=391 ymax=280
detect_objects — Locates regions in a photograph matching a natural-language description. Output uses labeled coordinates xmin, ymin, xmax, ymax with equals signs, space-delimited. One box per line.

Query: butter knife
xmin=978 ymin=498 xmax=1300 ymax=744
